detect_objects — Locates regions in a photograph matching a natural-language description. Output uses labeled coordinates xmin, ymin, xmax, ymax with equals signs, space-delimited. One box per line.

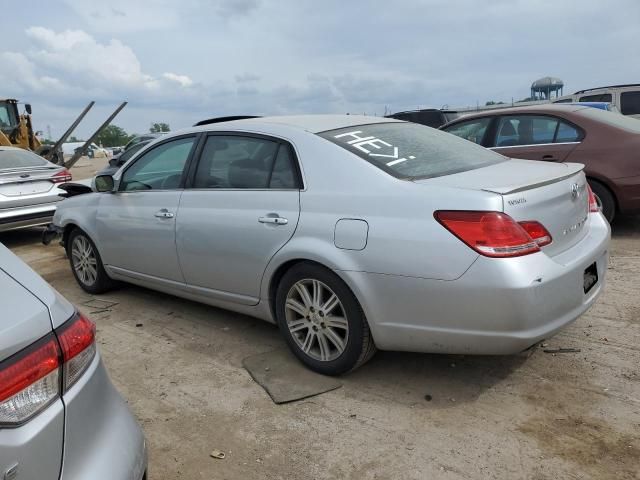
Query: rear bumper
xmin=60 ymin=353 xmax=147 ymax=480
xmin=0 ymin=203 xmax=59 ymax=232
xmin=341 ymin=212 xmax=611 ymax=354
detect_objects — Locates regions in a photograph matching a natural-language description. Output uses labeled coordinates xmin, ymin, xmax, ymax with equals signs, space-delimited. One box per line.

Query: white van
xmin=553 ymin=84 xmax=640 ymax=119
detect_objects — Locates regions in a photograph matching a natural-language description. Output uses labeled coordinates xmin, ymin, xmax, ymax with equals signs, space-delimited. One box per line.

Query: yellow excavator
xmin=0 ymin=98 xmax=126 ymax=168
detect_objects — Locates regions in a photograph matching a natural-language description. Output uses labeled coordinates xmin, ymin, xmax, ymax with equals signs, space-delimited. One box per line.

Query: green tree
xmin=68 ymin=136 xmax=84 ymax=142
xmin=95 ymin=125 xmax=131 ymax=147
xmin=150 ymin=122 xmax=170 ymax=133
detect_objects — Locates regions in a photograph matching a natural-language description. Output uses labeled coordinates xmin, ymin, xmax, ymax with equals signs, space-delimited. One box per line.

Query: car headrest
xmin=227 ymin=158 xmax=268 ymax=188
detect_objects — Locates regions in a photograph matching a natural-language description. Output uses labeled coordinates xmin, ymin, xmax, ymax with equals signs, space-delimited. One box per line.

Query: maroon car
xmin=441 ymin=105 xmax=640 ymax=222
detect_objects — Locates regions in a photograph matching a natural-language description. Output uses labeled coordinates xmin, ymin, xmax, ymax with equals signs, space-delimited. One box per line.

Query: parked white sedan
xmin=46 ymin=115 xmax=610 ymax=374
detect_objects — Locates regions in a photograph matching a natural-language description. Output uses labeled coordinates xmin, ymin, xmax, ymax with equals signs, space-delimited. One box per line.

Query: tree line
xmin=46 ymin=122 xmax=171 ymax=147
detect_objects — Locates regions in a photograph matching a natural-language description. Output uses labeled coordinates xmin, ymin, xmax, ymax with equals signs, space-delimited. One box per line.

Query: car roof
xmin=449 ymin=104 xmax=591 ymax=121
xmin=184 ymin=114 xmax=401 ymax=135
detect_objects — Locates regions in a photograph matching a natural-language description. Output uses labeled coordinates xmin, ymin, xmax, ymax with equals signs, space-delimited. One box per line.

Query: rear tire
xmin=275 ymin=263 xmax=376 ymax=375
xmin=588 ymin=180 xmax=616 ymax=223
xmin=67 ymin=228 xmax=116 ymax=294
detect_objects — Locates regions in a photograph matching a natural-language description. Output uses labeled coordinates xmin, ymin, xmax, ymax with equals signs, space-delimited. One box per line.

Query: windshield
xmin=0 ymin=149 xmax=49 ymax=169
xmin=319 ymin=122 xmax=506 ymax=179
xmin=578 ymin=107 xmax=640 ymax=133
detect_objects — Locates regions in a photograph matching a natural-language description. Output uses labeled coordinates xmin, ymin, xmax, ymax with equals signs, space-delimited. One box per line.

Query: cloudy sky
xmin=2 ymin=0 xmax=638 ymax=139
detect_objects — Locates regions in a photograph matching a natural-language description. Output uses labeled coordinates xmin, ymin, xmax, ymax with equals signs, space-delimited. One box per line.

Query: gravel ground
xmin=2 ymin=158 xmax=638 ymax=479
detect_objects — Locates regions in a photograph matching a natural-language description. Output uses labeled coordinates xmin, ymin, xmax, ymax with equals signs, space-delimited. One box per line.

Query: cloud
xmin=0 ymin=27 xmax=195 ymax=106
xmin=62 ymin=0 xmax=261 ymax=33
xmin=162 ymin=73 xmax=193 ymax=88
xmin=235 ymin=73 xmax=261 ymax=83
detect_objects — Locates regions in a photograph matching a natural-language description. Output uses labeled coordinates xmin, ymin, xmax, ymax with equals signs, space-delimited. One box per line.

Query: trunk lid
xmin=0 ymin=166 xmax=62 ymax=207
xmin=417 ymin=159 xmax=590 ymax=256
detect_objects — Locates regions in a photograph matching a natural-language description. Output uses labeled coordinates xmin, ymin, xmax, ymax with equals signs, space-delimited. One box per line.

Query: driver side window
xmin=120 ymin=137 xmax=195 ymax=191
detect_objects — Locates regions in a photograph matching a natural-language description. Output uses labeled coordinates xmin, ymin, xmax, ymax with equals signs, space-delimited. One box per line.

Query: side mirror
xmin=94 ymin=174 xmax=115 ymax=193
xmin=25 ymin=104 xmax=32 ymax=115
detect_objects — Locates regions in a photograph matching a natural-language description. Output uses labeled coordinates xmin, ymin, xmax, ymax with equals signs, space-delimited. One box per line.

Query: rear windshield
xmin=319 ymin=122 xmax=506 ymax=179
xmin=578 ymin=107 xmax=640 ymax=133
xmin=0 ymin=149 xmax=49 ymax=169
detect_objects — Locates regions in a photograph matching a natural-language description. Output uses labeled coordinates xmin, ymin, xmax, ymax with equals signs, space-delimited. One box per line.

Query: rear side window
xmin=0 ymin=149 xmax=48 ymax=168
xmin=193 ymin=136 xmax=299 ymax=189
xmin=579 ymin=93 xmax=612 ymax=102
xmin=319 ymin=122 xmax=505 ymax=180
xmin=443 ymin=117 xmax=491 ymax=145
xmin=620 ymin=91 xmax=640 ymax=115
xmin=555 ymin=121 xmax=580 ymax=142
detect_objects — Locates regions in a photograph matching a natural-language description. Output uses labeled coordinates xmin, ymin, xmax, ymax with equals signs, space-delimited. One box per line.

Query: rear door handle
xmin=542 ymin=155 xmax=557 ymax=161
xmin=259 ymin=216 xmax=288 ymax=225
xmin=154 ymin=209 xmax=175 ymax=219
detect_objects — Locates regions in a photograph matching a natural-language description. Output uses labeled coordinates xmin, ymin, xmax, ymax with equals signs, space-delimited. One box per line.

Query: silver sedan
xmin=48 ymin=115 xmax=610 ymax=374
xmin=0 ymin=146 xmax=70 ymax=232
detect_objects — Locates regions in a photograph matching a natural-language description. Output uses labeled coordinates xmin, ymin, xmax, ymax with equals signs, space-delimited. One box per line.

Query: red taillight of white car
xmin=0 ymin=312 xmax=96 ymax=425
xmin=57 ymin=313 xmax=96 ymax=390
xmin=51 ymin=168 xmax=72 ymax=184
xmin=435 ymin=211 xmax=552 ymax=258
xmin=0 ymin=336 xmax=60 ymax=425
xmin=587 ymin=184 xmax=600 ymax=213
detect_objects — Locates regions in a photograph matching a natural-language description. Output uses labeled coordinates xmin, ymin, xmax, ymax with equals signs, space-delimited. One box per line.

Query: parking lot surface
xmin=2 ymin=160 xmax=638 ymax=479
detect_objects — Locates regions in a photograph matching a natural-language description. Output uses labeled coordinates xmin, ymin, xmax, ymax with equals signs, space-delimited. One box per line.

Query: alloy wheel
xmin=284 ymin=279 xmax=349 ymax=362
xmin=71 ymin=235 xmax=98 ymax=286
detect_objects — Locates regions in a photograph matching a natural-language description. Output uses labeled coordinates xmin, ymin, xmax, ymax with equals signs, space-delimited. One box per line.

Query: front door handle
xmin=154 ymin=209 xmax=175 ymax=219
xmin=542 ymin=155 xmax=557 ymax=161
xmin=259 ymin=216 xmax=288 ymax=225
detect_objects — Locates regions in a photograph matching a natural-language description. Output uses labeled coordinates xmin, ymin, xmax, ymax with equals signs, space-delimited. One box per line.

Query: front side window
xmin=495 ymin=115 xmax=559 ymax=146
xmin=320 ymin=122 xmax=505 ymax=180
xmin=443 ymin=117 xmax=491 ymax=145
xmin=579 ymin=93 xmax=612 ymax=103
xmin=120 ymin=136 xmax=195 ymax=191
xmin=620 ymin=91 xmax=640 ymax=115
xmin=193 ymin=135 xmax=299 ymax=189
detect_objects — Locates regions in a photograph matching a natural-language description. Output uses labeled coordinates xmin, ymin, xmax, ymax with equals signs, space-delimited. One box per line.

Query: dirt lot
xmin=2 ymin=158 xmax=639 ymax=479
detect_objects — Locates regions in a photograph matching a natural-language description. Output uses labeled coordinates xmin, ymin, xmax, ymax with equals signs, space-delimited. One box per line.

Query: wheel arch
xmin=61 ymin=222 xmax=100 ymax=253
xmin=265 ymin=256 xmax=376 ymax=344
xmin=585 ymin=175 xmax=619 ymax=212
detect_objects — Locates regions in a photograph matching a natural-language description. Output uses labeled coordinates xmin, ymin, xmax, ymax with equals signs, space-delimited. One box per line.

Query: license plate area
xmin=583 ymin=262 xmax=598 ymax=294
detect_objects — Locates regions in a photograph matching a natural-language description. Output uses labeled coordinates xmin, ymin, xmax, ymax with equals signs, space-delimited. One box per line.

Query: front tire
xmin=589 ymin=180 xmax=616 ymax=223
xmin=67 ymin=229 xmax=115 ymax=294
xmin=275 ymin=263 xmax=376 ymax=375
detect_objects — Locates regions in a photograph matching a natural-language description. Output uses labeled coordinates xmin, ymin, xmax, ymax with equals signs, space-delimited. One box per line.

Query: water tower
xmin=531 ymin=77 xmax=564 ymax=100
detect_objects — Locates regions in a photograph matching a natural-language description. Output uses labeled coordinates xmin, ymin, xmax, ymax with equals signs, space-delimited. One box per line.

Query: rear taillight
xmin=0 ymin=311 xmax=96 ymax=426
xmin=518 ymin=221 xmax=553 ymax=247
xmin=0 ymin=336 xmax=60 ymax=425
xmin=587 ymin=184 xmax=599 ymax=213
xmin=51 ymin=169 xmax=72 ymax=184
xmin=435 ymin=211 xmax=547 ymax=258
xmin=57 ymin=313 xmax=96 ymax=390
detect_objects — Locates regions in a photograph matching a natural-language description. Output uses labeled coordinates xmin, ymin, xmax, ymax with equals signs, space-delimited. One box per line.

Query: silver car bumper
xmin=0 ymin=203 xmax=58 ymax=232
xmin=342 ymin=213 xmax=611 ymax=355
xmin=60 ymin=353 xmax=147 ymax=480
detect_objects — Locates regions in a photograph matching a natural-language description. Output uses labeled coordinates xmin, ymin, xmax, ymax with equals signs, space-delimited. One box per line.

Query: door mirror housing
xmin=25 ymin=104 xmax=32 ymax=115
xmin=94 ymin=174 xmax=115 ymax=192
